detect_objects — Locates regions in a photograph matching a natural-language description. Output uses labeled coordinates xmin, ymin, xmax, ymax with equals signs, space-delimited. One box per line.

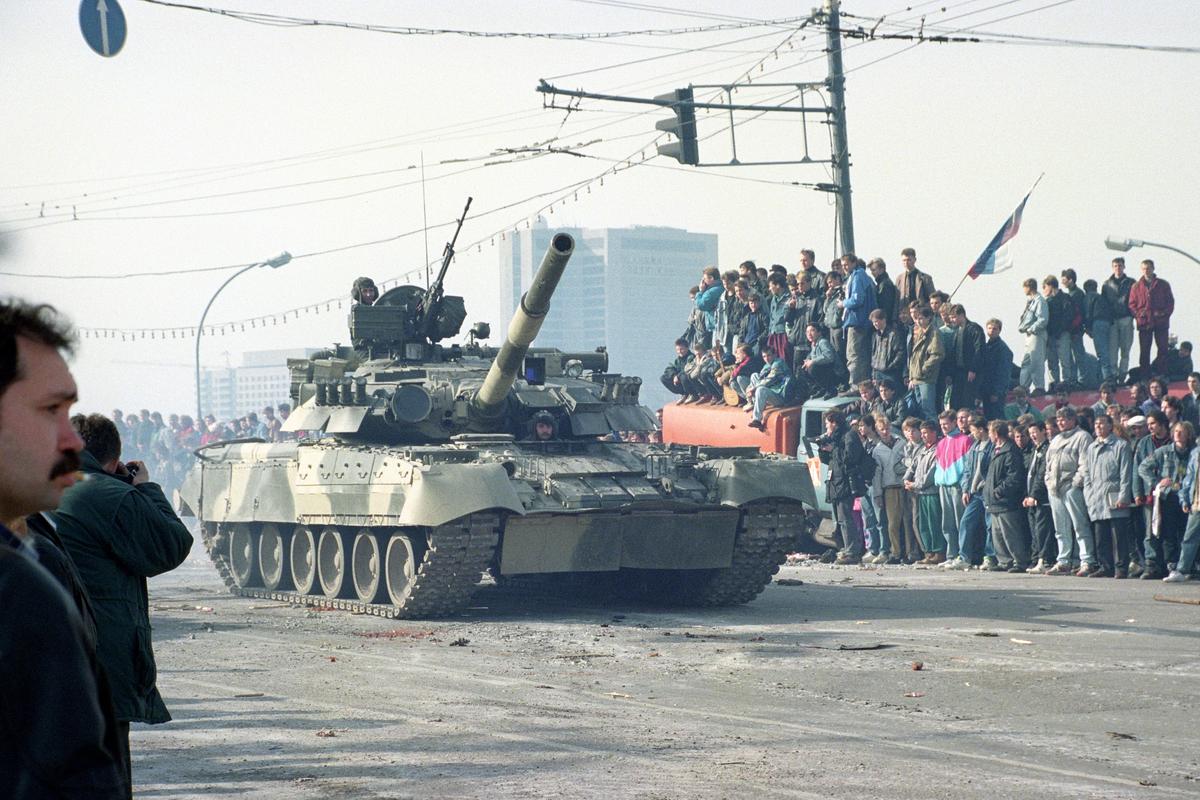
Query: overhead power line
xmin=137 ymin=0 xmax=809 ymax=40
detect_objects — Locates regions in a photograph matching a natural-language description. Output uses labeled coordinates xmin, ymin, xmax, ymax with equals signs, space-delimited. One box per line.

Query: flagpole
xmin=949 ymin=173 xmax=1045 ymax=301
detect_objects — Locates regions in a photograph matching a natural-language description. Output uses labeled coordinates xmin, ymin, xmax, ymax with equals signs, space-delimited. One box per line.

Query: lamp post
xmin=1104 ymin=236 xmax=1200 ymax=267
xmin=195 ymin=251 xmax=292 ymax=422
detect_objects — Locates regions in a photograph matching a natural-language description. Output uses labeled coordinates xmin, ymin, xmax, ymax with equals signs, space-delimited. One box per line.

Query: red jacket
xmin=1128 ymin=277 xmax=1173 ymax=329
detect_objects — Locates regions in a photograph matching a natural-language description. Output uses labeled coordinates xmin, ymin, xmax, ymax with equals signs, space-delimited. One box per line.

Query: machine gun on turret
xmin=347 ymin=198 xmax=471 ymax=358
xmin=416 ymin=196 xmax=472 ymax=343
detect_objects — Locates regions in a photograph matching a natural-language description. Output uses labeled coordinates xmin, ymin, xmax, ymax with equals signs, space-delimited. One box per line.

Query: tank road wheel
xmin=317 ymin=527 xmax=354 ymax=599
xmin=228 ymin=525 xmax=261 ymax=588
xmin=290 ymin=526 xmax=318 ymax=595
xmin=258 ymin=524 xmax=292 ymax=591
xmin=384 ymin=534 xmax=419 ymax=607
xmin=351 ymin=529 xmax=387 ymax=604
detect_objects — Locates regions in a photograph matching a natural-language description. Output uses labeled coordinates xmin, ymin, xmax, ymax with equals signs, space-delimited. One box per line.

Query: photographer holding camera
xmin=52 ymin=413 xmax=193 ymax=797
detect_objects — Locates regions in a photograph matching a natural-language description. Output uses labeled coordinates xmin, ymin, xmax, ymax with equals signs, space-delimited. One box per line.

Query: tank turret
xmin=471 ymin=232 xmax=574 ymax=420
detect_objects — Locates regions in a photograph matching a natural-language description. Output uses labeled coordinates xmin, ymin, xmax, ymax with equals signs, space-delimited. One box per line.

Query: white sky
xmin=2 ymin=0 xmax=1198 ymax=417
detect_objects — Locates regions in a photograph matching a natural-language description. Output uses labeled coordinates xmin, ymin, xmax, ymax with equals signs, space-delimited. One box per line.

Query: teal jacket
xmin=54 ymin=452 xmax=193 ymax=724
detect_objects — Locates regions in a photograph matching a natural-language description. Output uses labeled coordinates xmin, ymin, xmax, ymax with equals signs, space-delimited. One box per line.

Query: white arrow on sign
xmin=97 ymin=0 xmax=111 ymax=56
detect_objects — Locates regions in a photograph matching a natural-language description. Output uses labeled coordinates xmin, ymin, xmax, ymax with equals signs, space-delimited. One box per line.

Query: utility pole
xmin=824 ymin=0 xmax=855 ymax=256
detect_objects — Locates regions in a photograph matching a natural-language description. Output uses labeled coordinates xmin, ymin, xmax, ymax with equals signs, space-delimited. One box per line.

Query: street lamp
xmin=1104 ymin=236 xmax=1200 ymax=266
xmin=195 ymin=251 xmax=292 ymax=422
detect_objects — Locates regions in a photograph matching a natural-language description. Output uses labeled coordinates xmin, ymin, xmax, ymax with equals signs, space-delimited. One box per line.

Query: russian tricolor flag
xmin=967 ymin=181 xmax=1039 ymax=280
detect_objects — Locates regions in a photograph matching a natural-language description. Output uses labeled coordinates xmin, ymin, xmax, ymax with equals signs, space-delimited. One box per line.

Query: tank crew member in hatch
xmin=352 ymin=277 xmax=379 ymax=306
xmin=531 ymin=411 xmax=558 ymax=441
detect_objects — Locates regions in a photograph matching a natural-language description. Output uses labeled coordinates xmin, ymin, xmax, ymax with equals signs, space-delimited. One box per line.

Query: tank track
xmin=201 ymin=513 xmax=500 ymax=619
xmin=673 ymin=500 xmax=809 ymax=606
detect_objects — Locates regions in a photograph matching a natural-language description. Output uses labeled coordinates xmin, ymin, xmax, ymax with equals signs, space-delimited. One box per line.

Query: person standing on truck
xmin=1017 ymin=278 xmax=1049 ymax=394
xmin=1104 ymin=257 xmax=1136 ymax=380
xmin=869 ymin=309 xmax=906 ymax=388
xmin=840 ymin=255 xmax=877 ymax=385
xmin=1127 ymin=259 xmax=1174 ymax=375
xmin=819 ymin=409 xmax=872 ymax=565
xmin=907 ymin=304 xmax=944 ymax=419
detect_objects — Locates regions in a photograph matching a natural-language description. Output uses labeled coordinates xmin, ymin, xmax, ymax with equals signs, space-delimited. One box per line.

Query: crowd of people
xmin=664 ymin=250 xmax=1200 ymax=583
xmin=109 ymin=403 xmax=293 ymax=499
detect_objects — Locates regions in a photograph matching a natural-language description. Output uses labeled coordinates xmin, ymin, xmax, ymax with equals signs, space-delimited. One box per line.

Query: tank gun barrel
xmin=472 ymin=233 xmax=575 ymax=414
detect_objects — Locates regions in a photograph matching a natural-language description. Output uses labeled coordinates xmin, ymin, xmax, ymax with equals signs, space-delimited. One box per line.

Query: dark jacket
xmin=820 ymin=424 xmax=870 ymax=502
xmin=0 ymin=539 xmax=127 ymax=800
xmin=1083 ymin=287 xmax=1113 ymax=331
xmin=1026 ymin=440 xmax=1050 ymax=505
xmin=870 ymin=324 xmax=906 ymax=379
xmin=1046 ymin=291 xmax=1074 ymax=336
xmin=984 ymin=440 xmax=1026 ymax=513
xmin=742 ymin=306 xmax=767 ymax=351
xmin=53 ymin=452 xmax=194 ymax=725
xmin=1103 ymin=274 xmax=1134 ymax=320
xmin=874 ymin=273 xmax=899 ymax=325
xmin=951 ymin=320 xmax=986 ymax=373
xmin=977 ymin=335 xmax=1014 ymax=401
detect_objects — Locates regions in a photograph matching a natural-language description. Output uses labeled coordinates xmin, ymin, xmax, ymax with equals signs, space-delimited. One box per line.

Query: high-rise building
xmin=199 ymin=348 xmax=318 ymax=421
xmin=500 ymin=221 xmax=718 ymax=409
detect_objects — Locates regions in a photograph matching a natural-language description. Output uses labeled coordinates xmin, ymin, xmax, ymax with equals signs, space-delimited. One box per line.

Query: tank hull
xmin=180 ymin=439 xmax=817 ymax=617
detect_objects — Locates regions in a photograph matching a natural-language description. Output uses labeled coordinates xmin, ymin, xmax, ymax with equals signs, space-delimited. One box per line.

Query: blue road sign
xmin=79 ymin=0 xmax=127 ymax=58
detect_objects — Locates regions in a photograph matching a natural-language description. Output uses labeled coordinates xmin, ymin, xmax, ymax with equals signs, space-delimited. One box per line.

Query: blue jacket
xmin=842 ymin=265 xmax=878 ymax=329
xmin=1169 ymin=445 xmax=1199 ymax=512
xmin=808 ymin=337 xmax=836 ymax=366
xmin=754 ymin=356 xmax=794 ymax=399
xmin=976 ymin=336 xmax=1013 ymax=398
xmin=767 ymin=292 xmax=789 ymax=335
xmin=695 ymin=283 xmax=722 ymax=330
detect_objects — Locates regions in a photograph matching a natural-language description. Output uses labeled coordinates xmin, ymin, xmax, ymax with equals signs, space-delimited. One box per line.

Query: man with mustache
xmin=53 ymin=413 xmax=193 ymax=796
xmin=0 ymin=299 xmax=127 ymax=799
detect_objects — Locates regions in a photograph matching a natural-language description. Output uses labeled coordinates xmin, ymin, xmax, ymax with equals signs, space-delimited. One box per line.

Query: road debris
xmin=449 ymin=637 xmax=470 ymax=647
xmin=233 ymin=692 xmax=264 ymax=698
xmin=355 ymin=629 xmax=435 ymax=639
xmin=910 ymin=661 xmax=924 ymax=671
xmin=903 ymin=692 xmax=925 ymax=698
xmin=1009 ymin=638 xmax=1033 ymax=645
xmin=1107 ymin=731 xmax=1137 ymax=740
xmin=608 ymin=692 xmax=633 ymax=699
xmin=775 ymin=578 xmax=805 ymax=586
xmin=973 ymin=631 xmax=999 ymax=637
xmin=1153 ymin=594 xmax=1200 ymax=606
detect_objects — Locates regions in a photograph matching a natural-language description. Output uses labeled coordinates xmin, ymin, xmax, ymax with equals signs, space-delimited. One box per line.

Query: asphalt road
xmin=136 ymin=549 xmax=1200 ymax=799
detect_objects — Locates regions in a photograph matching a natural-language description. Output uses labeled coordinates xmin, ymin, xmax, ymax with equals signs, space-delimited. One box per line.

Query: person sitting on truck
xmin=660 ymin=338 xmax=695 ymax=402
xmin=743 ymin=344 xmax=794 ymax=430
xmin=800 ymin=323 xmax=838 ymax=399
xmin=725 ymin=342 xmax=762 ymax=407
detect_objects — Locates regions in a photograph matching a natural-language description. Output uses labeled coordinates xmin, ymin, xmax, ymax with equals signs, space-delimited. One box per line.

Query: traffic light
xmin=655 ymin=88 xmax=699 ymax=166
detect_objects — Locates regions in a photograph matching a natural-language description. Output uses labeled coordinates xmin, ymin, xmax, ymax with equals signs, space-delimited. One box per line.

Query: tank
xmin=178 ymin=219 xmax=819 ymax=618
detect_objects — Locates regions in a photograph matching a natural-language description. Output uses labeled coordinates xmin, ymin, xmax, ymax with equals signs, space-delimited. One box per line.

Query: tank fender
xmin=705 ymin=458 xmax=817 ymax=510
xmin=176 ymin=464 xmax=201 ymax=517
xmin=398 ymin=462 xmax=524 ymax=528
